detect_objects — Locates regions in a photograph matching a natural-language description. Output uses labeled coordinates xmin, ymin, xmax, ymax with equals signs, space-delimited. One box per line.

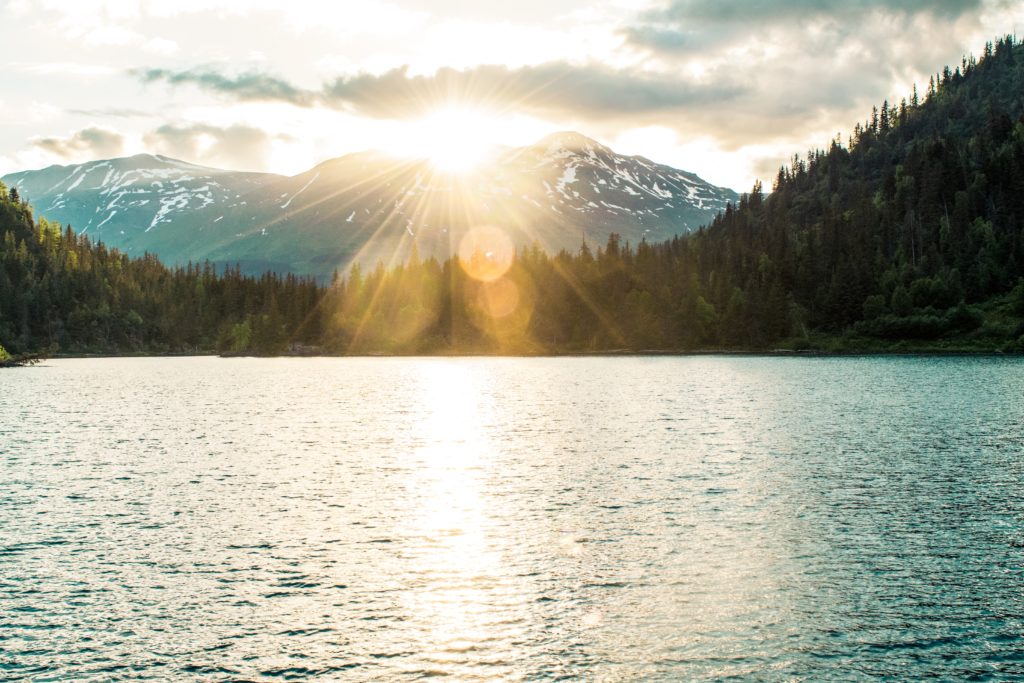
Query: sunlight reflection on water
xmin=2 ymin=356 xmax=1024 ymax=681
xmin=400 ymin=362 xmax=530 ymax=679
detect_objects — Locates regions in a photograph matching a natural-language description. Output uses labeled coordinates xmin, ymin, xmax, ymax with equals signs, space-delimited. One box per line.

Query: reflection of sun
xmin=388 ymin=108 xmax=494 ymax=173
xmin=398 ymin=362 xmax=531 ymax=676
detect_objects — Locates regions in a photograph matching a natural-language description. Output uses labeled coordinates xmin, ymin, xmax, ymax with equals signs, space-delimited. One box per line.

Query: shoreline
xmin=41 ymin=348 xmax=1021 ymax=360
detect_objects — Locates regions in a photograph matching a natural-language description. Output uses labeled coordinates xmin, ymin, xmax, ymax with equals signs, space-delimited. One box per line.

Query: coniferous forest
xmin=3 ymin=36 xmax=1024 ymax=358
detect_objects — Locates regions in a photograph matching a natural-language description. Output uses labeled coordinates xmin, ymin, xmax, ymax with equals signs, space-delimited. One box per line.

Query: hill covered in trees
xmin=2 ymin=36 xmax=1024 ymax=357
xmin=677 ymin=35 xmax=1024 ymax=351
xmin=0 ymin=183 xmax=322 ymax=357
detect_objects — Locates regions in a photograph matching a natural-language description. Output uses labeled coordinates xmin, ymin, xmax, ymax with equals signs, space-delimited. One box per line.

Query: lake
xmin=2 ymin=356 xmax=1023 ymax=681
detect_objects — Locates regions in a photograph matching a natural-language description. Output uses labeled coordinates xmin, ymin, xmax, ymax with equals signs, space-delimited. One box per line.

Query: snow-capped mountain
xmin=2 ymin=154 xmax=278 ymax=248
xmin=499 ymin=131 xmax=732 ymax=229
xmin=2 ymin=133 xmax=737 ymax=279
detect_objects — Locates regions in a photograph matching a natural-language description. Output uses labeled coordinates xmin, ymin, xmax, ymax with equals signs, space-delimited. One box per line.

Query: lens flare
xmin=458 ymin=226 xmax=514 ymax=282
xmin=476 ymin=278 xmax=520 ymax=319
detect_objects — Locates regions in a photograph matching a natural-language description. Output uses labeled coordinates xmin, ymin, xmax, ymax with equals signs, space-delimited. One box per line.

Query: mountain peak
xmin=536 ymin=131 xmax=607 ymax=154
xmin=117 ymin=153 xmax=234 ymax=174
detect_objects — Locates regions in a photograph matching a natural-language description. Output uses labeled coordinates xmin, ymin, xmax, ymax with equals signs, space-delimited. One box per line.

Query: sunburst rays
xmin=264 ymin=83 xmax=628 ymax=351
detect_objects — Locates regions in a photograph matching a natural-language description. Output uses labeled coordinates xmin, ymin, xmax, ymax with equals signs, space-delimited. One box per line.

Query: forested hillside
xmin=677 ymin=34 xmax=1024 ymax=349
xmin=0 ymin=184 xmax=322 ymax=356
xmin=3 ymin=37 xmax=1024 ymax=356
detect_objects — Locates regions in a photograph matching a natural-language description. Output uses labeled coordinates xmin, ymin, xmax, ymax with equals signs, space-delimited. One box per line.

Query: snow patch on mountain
xmin=556 ymin=164 xmax=577 ymax=196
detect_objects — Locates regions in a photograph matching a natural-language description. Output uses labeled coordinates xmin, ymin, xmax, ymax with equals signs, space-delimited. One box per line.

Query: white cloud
xmin=83 ymin=24 xmax=142 ymax=46
xmin=28 ymin=101 xmax=63 ymax=123
xmin=30 ymin=125 xmax=126 ymax=160
xmin=143 ymin=122 xmax=287 ymax=170
xmin=143 ymin=37 xmax=179 ymax=55
xmin=2 ymin=0 xmax=1022 ymax=190
xmin=10 ymin=0 xmax=176 ymax=55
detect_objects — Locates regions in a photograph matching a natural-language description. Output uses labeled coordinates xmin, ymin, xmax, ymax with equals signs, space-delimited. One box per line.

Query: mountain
xmin=2 ymin=133 xmax=736 ymax=279
xmin=1 ymin=154 xmax=278 ymax=249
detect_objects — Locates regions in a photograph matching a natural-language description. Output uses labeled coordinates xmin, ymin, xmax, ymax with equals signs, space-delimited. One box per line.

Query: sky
xmin=1 ymin=0 xmax=1023 ymax=191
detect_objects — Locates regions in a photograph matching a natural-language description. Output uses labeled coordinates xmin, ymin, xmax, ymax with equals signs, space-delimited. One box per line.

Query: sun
xmin=393 ymin=108 xmax=495 ymax=173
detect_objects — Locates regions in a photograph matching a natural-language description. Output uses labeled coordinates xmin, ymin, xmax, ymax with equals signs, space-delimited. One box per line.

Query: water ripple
xmin=1 ymin=356 xmax=1023 ymax=680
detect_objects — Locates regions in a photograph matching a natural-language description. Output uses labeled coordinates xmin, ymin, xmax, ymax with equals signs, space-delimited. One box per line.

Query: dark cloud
xmin=615 ymin=0 xmax=993 ymax=151
xmin=143 ymin=123 xmax=291 ymax=170
xmin=135 ymin=67 xmax=315 ymax=106
xmin=323 ymin=63 xmax=745 ymax=118
xmin=645 ymin=0 xmax=981 ymax=25
xmin=626 ymin=0 xmax=985 ymax=54
xmin=135 ymin=62 xmax=744 ymax=120
xmin=31 ymin=127 xmax=125 ymax=159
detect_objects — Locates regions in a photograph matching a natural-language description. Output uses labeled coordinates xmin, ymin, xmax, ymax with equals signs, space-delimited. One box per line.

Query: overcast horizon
xmin=2 ymin=0 xmax=1023 ymax=191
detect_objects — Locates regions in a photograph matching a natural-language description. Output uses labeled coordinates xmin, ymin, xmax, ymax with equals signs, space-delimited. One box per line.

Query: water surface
xmin=2 ymin=356 xmax=1023 ymax=680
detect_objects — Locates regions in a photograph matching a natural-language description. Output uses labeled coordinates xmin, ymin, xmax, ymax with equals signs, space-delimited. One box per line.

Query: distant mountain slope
xmin=3 ymin=133 xmax=736 ymax=279
xmin=2 ymin=154 xmax=279 ymax=254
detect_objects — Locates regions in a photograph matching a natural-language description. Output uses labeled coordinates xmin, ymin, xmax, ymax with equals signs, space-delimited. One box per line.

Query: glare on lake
xmin=2 ymin=356 xmax=1023 ymax=680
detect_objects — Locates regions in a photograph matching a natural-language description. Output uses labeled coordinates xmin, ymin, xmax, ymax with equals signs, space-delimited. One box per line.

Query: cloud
xmin=626 ymin=0 xmax=986 ymax=54
xmin=640 ymin=0 xmax=980 ymax=25
xmin=136 ymin=68 xmax=314 ymax=106
xmin=143 ymin=122 xmax=291 ymax=170
xmin=625 ymin=1 xmax=991 ymax=80
xmin=12 ymin=0 xmax=1012 ymax=192
xmin=31 ymin=127 xmax=125 ymax=159
xmin=323 ymin=63 xmax=744 ymax=118
xmin=616 ymin=1 xmax=997 ymax=148
xmin=135 ymin=62 xmax=744 ymax=121
xmin=624 ymin=0 xmax=990 ymax=80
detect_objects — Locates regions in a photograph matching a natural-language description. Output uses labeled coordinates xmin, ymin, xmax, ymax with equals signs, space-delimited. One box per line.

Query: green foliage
xmin=854 ymin=305 xmax=983 ymax=341
xmin=863 ymin=294 xmax=887 ymax=320
xmin=0 ymin=187 xmax=322 ymax=356
xmin=1011 ymin=278 xmax=1024 ymax=316
xmin=891 ymin=286 xmax=912 ymax=316
xmin=668 ymin=35 xmax=1024 ymax=347
xmin=224 ymin=320 xmax=252 ymax=354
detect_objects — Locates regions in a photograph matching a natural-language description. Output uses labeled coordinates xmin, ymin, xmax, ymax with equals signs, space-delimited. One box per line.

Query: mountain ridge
xmin=2 ymin=132 xmax=737 ymax=279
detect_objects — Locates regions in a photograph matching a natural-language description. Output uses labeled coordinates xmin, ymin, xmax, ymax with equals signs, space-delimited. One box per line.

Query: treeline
xmin=0 ymin=186 xmax=322 ymax=356
xmin=3 ymin=37 xmax=1024 ymax=356
xmin=678 ymin=34 xmax=1024 ymax=349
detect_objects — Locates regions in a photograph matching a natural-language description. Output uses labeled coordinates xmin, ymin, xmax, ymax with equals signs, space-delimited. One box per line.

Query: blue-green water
xmin=2 ymin=356 xmax=1023 ymax=681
